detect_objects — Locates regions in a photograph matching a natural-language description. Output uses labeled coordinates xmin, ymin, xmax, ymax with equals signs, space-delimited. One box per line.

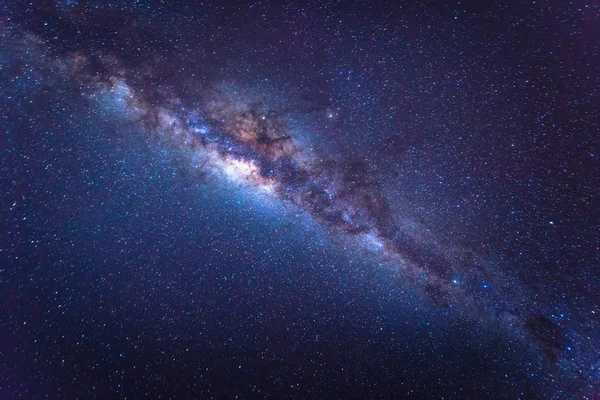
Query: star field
xmin=1 ymin=1 xmax=599 ymax=398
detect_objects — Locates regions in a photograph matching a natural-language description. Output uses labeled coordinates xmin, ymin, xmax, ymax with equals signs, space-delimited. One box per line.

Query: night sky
xmin=1 ymin=1 xmax=599 ymax=398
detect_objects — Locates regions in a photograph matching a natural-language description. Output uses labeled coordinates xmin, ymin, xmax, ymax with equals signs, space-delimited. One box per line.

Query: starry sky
xmin=1 ymin=0 xmax=599 ymax=398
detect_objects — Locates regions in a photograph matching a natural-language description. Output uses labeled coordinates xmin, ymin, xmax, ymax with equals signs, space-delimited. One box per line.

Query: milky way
xmin=62 ymin=47 xmax=591 ymax=368
xmin=1 ymin=1 xmax=599 ymax=398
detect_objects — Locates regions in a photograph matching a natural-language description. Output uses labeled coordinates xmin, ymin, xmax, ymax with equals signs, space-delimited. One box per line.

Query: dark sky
xmin=1 ymin=1 xmax=599 ymax=398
